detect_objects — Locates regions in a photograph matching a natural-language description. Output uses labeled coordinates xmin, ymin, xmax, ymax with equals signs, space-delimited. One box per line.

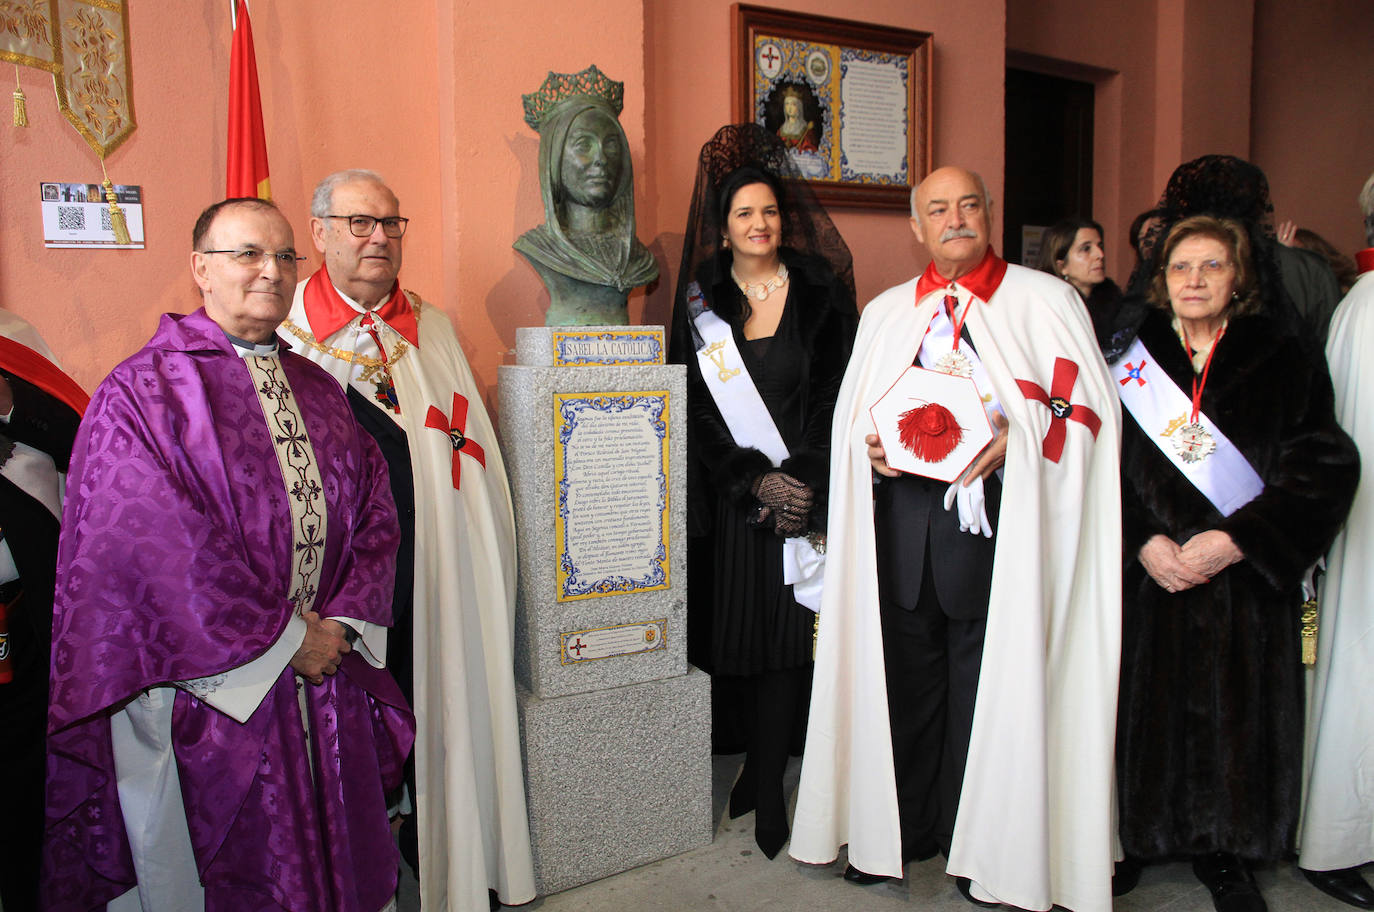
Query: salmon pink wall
xmin=2 ymin=2 xmax=229 ymax=392
xmin=643 ymin=0 xmax=1007 ymax=324
xmin=1006 ymin=0 xmax=1255 ymax=279
xmin=1250 ymin=0 xmax=1374 ymax=256
xmin=4 ymin=0 xmax=1366 ymax=405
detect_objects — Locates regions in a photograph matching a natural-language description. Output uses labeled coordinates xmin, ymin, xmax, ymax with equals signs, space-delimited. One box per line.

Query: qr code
xmin=100 ymin=208 xmax=112 ymax=231
xmin=57 ymin=206 xmax=86 ymax=231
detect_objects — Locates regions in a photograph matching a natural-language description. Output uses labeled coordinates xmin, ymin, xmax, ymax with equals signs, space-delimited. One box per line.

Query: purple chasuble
xmin=43 ymin=309 xmax=414 ymax=912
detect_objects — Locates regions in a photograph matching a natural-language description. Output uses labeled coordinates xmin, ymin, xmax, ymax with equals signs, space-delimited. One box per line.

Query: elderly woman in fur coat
xmin=1113 ymin=216 xmax=1358 ymax=912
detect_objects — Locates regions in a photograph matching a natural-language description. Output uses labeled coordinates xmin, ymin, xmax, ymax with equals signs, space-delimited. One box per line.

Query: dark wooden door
xmin=1003 ymin=68 xmax=1094 ymax=265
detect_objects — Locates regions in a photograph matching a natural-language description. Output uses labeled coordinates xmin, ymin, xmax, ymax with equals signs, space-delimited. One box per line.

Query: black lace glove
xmin=751 ymin=471 xmax=814 ymax=537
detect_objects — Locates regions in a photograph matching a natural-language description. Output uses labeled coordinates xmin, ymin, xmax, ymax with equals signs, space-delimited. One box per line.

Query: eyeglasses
xmin=1165 ymin=259 xmax=1233 ymax=278
xmin=201 ymin=249 xmax=305 ymax=268
xmin=324 ymin=214 xmax=409 ymax=238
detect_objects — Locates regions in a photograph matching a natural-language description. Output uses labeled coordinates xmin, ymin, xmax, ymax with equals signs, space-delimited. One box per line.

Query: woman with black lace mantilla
xmin=668 ymin=124 xmax=856 ymax=859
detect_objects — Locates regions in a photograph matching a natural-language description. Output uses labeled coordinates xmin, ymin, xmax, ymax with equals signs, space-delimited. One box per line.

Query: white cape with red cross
xmin=285 ymin=280 xmax=535 ymax=911
xmin=1301 ymin=269 xmax=1374 ymax=871
xmin=791 ymin=264 xmax=1123 ymax=912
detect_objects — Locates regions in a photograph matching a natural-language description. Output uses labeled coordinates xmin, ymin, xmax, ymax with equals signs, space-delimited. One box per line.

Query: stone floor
xmin=398 ymin=754 xmax=1362 ymax=911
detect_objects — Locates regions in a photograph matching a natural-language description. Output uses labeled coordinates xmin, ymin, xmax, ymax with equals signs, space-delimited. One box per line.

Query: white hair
xmin=1360 ymin=171 xmax=1374 ymax=219
xmin=910 ymin=169 xmax=993 ymax=224
xmin=310 ymin=169 xmax=390 ymax=218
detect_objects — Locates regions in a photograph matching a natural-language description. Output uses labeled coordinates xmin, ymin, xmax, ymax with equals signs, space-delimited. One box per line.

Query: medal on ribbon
xmin=1174 ymin=321 xmax=1227 ymax=464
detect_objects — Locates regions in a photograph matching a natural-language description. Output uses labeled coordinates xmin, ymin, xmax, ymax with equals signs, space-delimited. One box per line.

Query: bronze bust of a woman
xmin=516 ymin=65 xmax=658 ymax=325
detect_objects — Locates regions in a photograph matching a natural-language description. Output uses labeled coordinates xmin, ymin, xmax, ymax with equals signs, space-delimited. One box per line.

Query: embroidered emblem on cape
xmin=425 ymin=392 xmax=487 ymax=490
xmin=897 ymin=402 xmax=964 ymax=462
xmin=1120 ymin=360 xmax=1148 ymax=387
xmin=243 ymin=356 xmax=327 ymax=614
xmin=1015 ymin=357 xmax=1102 ymax=463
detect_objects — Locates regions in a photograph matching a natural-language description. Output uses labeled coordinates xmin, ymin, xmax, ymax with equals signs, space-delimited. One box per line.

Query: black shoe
xmin=1192 ymin=853 xmax=1266 ymax=912
xmin=843 ymin=864 xmax=894 ymax=885
xmin=955 ymin=876 xmax=1003 ymax=908
xmin=1302 ymin=867 xmax=1374 ymax=910
xmin=489 ymin=888 xmax=501 ymax=911
xmin=728 ymin=766 xmax=756 ymax=819
xmin=728 ymin=788 xmax=755 ymax=820
xmin=1113 ymin=856 xmax=1143 ymax=896
xmin=399 ymin=813 xmax=419 ymax=879
xmin=756 ymin=823 xmax=788 ymax=860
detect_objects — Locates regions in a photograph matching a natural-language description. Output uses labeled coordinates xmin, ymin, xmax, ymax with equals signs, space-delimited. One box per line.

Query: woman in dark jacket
xmin=1113 ymin=215 xmax=1358 ymax=912
xmin=669 ymin=124 xmax=856 ymax=858
xmin=1035 ymin=216 xmax=1123 ymax=344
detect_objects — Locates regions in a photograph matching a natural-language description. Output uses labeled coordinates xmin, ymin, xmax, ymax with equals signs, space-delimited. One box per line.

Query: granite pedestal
xmin=499 ymin=326 xmax=712 ymax=895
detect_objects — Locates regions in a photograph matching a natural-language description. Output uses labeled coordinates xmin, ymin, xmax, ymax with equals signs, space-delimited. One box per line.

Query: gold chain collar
xmin=281 ymin=293 xmax=421 ymax=383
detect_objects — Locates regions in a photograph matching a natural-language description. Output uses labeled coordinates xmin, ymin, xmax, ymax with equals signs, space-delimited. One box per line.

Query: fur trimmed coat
xmin=671 ymin=248 xmax=856 ymax=676
xmin=1117 ymin=308 xmax=1358 ymax=862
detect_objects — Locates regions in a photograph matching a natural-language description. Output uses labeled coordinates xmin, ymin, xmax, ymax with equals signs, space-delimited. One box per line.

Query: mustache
xmin=940 ymin=227 xmax=979 ymax=242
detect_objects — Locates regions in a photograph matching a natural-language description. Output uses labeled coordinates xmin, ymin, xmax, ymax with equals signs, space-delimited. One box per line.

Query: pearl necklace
xmin=731 ymin=261 xmax=789 ymax=302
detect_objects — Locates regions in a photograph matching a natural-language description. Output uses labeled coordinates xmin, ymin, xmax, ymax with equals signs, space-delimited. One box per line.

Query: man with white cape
xmin=1298 ymin=181 xmax=1374 ymax=911
xmin=283 ymin=171 xmax=535 ymax=912
xmin=790 ymin=166 xmax=1123 ymax=912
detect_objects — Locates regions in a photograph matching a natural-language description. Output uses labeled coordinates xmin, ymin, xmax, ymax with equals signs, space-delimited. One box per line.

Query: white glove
xmin=943 ymin=474 xmax=992 ymax=538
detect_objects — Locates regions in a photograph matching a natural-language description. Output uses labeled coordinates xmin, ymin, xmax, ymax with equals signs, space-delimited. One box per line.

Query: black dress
xmin=1116 ymin=308 xmax=1358 ymax=862
xmin=680 ymin=250 xmax=857 ymax=676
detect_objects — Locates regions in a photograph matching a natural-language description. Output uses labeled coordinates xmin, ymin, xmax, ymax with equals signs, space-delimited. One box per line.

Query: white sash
xmin=1112 ymin=335 xmax=1263 ymax=516
xmin=687 ymin=282 xmax=824 ymax=611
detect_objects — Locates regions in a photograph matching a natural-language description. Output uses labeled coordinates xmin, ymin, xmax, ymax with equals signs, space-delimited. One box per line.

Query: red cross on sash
xmin=1120 ymin=360 xmax=1147 ymax=387
xmin=1015 ymin=357 xmax=1102 ymax=464
xmin=424 ymin=393 xmax=486 ymax=490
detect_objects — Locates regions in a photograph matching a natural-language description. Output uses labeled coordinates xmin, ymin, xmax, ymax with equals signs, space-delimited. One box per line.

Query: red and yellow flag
xmin=226 ymin=0 xmax=270 ymax=199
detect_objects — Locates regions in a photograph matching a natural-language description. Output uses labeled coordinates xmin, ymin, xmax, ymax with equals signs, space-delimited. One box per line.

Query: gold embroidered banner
xmin=2 ymin=0 xmax=135 ymax=156
xmin=0 ymin=0 xmax=60 ymax=72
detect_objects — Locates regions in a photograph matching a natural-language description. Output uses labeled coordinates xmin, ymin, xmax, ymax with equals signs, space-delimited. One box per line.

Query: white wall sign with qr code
xmin=40 ymin=182 xmax=145 ymax=249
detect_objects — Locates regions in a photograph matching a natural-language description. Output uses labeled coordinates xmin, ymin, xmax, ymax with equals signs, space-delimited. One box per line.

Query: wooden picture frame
xmin=732 ymin=4 xmax=932 ymax=210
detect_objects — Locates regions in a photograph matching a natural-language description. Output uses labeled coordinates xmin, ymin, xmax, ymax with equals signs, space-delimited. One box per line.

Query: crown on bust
xmin=522 ymin=64 xmax=624 ymax=131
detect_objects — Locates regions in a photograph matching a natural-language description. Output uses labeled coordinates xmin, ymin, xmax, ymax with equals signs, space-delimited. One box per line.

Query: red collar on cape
xmin=1356 ymin=248 xmax=1374 ymax=275
xmin=0 ymin=335 xmax=89 ymax=416
xmin=302 ymin=264 xmax=418 ymax=346
xmin=915 ymin=247 xmax=1008 ymax=303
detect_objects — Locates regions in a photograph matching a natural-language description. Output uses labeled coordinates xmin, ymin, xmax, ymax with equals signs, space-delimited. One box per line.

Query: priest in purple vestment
xmin=42 ymin=198 xmax=414 ymax=912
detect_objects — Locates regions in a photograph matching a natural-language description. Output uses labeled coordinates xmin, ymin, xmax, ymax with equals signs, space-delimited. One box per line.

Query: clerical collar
xmin=1356 ymin=248 xmax=1374 ymax=275
xmin=915 ymin=247 xmax=1008 ymax=303
xmin=225 ymin=331 xmax=279 ymax=358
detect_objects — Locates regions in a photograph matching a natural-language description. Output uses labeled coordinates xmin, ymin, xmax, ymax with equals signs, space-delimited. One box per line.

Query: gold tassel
xmin=1301 ymin=597 xmax=1318 ymax=666
xmin=100 ymin=160 xmax=132 ymax=245
xmin=12 ymin=67 xmax=27 ymax=128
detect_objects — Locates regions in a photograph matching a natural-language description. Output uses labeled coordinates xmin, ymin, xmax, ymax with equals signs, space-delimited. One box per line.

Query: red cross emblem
xmin=568 ymin=637 xmax=587 ymax=658
xmin=424 ymin=393 xmax=486 ymax=490
xmin=1015 ymin=357 xmax=1102 ymax=463
xmin=1120 ymin=361 xmax=1147 ymax=387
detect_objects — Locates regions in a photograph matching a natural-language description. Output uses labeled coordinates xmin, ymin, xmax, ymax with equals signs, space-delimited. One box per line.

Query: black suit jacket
xmin=873 ymin=329 xmax=1001 ymax=620
xmin=874 ymin=470 xmax=1000 ymax=619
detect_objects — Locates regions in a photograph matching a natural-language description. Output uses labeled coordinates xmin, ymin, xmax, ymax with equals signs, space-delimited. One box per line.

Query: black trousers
xmin=880 ymin=543 xmax=987 ymax=860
